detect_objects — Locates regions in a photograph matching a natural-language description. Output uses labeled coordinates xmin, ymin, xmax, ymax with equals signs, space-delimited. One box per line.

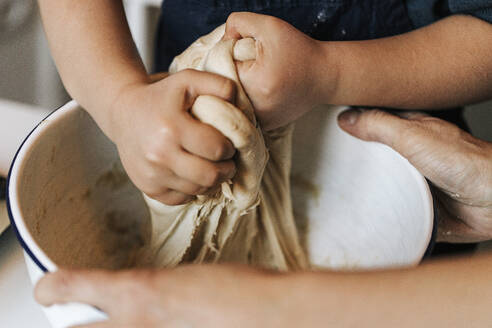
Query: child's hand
xmin=108 ymin=69 xmax=237 ymax=205
xmin=225 ymin=12 xmax=333 ymax=131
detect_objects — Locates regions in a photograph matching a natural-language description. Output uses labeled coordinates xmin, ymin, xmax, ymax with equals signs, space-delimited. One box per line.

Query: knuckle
xmin=360 ymin=110 xmax=386 ymax=138
xmin=365 ymin=109 xmax=387 ymax=121
xmin=258 ymin=79 xmax=278 ymax=99
xmin=159 ymin=120 xmax=181 ymax=140
xmin=226 ymin=12 xmax=241 ymax=24
xmin=395 ymin=121 xmax=421 ymax=148
xmin=50 ymin=270 xmax=76 ymax=296
xmin=145 ymin=127 xmax=179 ymax=164
xmin=56 ymin=270 xmax=75 ymax=287
xmin=144 ymin=148 xmax=164 ymax=165
xmin=264 ymin=15 xmax=285 ymax=31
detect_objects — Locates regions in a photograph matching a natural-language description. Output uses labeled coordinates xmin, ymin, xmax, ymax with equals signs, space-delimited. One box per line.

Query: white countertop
xmin=0 ymin=226 xmax=51 ymax=328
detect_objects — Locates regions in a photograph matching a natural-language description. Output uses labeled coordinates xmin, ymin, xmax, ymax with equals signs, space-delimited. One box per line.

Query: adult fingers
xmin=337 ymin=108 xmax=411 ymax=150
xmin=394 ymin=110 xmax=430 ymax=120
xmin=337 ymin=108 xmax=478 ymax=185
xmin=35 ymin=270 xmax=118 ymax=312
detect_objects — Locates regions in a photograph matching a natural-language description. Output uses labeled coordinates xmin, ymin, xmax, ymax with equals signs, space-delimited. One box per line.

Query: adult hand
xmin=108 ymin=70 xmax=237 ymax=206
xmin=224 ymin=12 xmax=331 ymax=131
xmin=35 ymin=265 xmax=286 ymax=328
xmin=338 ymin=109 xmax=492 ymax=243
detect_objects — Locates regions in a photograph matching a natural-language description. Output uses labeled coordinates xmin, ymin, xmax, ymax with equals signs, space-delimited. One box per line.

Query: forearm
xmin=38 ymin=0 xmax=149 ymax=136
xmin=320 ymin=15 xmax=492 ymax=109
xmin=283 ymin=253 xmax=492 ymax=327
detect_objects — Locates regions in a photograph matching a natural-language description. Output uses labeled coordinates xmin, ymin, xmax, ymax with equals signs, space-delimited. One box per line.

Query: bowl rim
xmin=6 ymin=101 xmax=435 ymax=273
xmin=7 ymin=100 xmax=80 ymax=273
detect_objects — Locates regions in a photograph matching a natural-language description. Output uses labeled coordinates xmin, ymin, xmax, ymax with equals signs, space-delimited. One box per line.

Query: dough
xmin=142 ymin=25 xmax=308 ymax=271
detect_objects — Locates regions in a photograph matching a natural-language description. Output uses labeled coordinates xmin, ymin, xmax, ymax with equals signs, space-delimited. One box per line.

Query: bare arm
xmin=287 ymin=252 xmax=492 ymax=327
xmin=37 ymin=0 xmax=148 ymax=137
xmin=38 ymin=0 xmax=238 ymax=205
xmin=324 ymin=15 xmax=492 ymax=109
xmin=35 ymin=252 xmax=492 ymax=327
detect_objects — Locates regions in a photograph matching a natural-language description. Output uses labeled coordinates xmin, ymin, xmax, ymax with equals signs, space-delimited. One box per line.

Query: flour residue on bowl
xmin=28 ymin=161 xmax=151 ymax=271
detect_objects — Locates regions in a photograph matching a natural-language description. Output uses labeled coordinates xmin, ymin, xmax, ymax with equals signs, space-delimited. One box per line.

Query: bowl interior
xmin=10 ymin=102 xmax=432 ymax=272
xmin=12 ymin=103 xmax=151 ymax=270
xmin=291 ymin=106 xmax=433 ymax=269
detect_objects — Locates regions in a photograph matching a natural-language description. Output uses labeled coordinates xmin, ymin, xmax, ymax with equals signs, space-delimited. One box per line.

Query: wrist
xmin=317 ymin=40 xmax=388 ymax=107
xmin=105 ymin=77 xmax=150 ymax=142
xmin=312 ymin=41 xmax=342 ymax=106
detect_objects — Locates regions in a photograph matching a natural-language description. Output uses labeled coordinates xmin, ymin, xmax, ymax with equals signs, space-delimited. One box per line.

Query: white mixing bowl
xmin=7 ymin=101 xmax=434 ymax=327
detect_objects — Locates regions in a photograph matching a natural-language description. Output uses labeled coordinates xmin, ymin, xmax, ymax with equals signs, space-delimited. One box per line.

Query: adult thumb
xmin=337 ymin=108 xmax=410 ymax=152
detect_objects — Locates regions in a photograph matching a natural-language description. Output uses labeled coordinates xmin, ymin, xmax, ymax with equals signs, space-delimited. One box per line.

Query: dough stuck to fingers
xmin=142 ymin=24 xmax=308 ymax=271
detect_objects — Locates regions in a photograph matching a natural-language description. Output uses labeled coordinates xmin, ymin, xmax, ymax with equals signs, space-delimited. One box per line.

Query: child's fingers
xmin=224 ymin=12 xmax=266 ymax=40
xmin=171 ymin=150 xmax=236 ymax=188
xmin=180 ymin=115 xmax=236 ymax=161
xmin=235 ymin=60 xmax=257 ymax=90
xmin=233 ymin=37 xmax=256 ymax=61
xmin=153 ymin=174 xmax=209 ymax=197
xmin=174 ymin=69 xmax=237 ymax=106
xmin=152 ymin=190 xmax=195 ymax=206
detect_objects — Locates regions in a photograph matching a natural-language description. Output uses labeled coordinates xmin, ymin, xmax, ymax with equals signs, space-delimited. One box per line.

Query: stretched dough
xmin=142 ymin=25 xmax=308 ymax=271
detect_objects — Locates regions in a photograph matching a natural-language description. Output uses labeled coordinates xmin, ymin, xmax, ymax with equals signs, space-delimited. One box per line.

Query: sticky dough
xmin=142 ymin=25 xmax=308 ymax=271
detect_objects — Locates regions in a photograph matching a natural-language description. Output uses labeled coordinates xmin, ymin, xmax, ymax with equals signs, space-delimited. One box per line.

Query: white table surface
xmin=0 ymin=225 xmax=51 ymax=328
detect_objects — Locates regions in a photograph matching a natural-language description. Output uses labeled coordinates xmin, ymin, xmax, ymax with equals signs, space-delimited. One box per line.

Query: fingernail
xmin=338 ymin=109 xmax=361 ymax=125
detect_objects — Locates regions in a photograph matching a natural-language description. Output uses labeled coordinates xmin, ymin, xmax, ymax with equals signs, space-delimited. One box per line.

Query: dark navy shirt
xmin=406 ymin=0 xmax=492 ymax=28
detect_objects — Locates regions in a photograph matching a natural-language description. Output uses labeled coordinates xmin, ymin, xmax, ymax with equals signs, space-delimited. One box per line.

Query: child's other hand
xmin=225 ymin=12 xmax=333 ymax=131
xmin=108 ymin=70 xmax=237 ymax=205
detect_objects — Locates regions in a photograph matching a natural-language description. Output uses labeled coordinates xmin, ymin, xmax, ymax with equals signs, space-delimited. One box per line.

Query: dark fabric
xmin=155 ymin=0 xmax=414 ymax=72
xmin=406 ymin=0 xmax=492 ymax=28
xmin=154 ymin=0 xmax=478 ymax=256
xmin=431 ymin=242 xmax=479 ymax=257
